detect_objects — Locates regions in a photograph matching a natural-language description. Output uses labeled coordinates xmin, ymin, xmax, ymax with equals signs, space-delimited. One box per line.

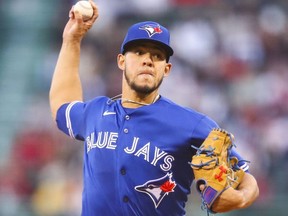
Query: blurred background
xmin=0 ymin=0 xmax=288 ymax=215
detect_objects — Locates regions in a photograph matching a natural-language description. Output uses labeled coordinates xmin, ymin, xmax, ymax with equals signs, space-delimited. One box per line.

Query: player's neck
xmin=122 ymin=94 xmax=160 ymax=108
xmin=112 ymin=92 xmax=160 ymax=108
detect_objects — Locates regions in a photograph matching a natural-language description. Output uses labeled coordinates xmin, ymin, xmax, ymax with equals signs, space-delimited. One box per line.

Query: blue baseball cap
xmin=121 ymin=21 xmax=174 ymax=57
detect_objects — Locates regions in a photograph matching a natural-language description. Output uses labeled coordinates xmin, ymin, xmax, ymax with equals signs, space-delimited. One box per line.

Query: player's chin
xmin=131 ymin=83 xmax=156 ymax=94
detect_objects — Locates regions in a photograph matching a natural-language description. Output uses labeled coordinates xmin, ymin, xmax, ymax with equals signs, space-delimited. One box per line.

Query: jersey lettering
xmin=124 ymin=136 xmax=174 ymax=171
xmin=86 ymin=132 xmax=118 ymax=152
xmin=124 ymin=137 xmax=139 ymax=154
xmin=151 ymin=147 xmax=168 ymax=166
xmin=134 ymin=142 xmax=151 ymax=161
xmin=96 ymin=131 xmax=108 ymax=148
xmin=106 ymin=132 xmax=118 ymax=149
xmin=160 ymin=155 xmax=174 ymax=171
xmin=87 ymin=133 xmax=175 ymax=171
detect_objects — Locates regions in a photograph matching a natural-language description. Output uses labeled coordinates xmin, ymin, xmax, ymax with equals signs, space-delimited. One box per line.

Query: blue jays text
xmin=86 ymin=131 xmax=174 ymax=172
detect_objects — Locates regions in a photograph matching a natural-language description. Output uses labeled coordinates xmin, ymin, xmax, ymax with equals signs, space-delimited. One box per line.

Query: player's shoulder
xmin=159 ymin=96 xmax=218 ymax=127
xmin=80 ymin=96 xmax=110 ymax=107
xmin=65 ymin=96 xmax=111 ymax=115
xmin=159 ymin=96 xmax=206 ymax=117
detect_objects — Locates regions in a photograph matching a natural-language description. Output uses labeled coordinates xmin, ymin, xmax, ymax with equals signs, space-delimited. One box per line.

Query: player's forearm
xmin=235 ymin=172 xmax=259 ymax=209
xmin=212 ymin=172 xmax=259 ymax=213
xmin=49 ymin=41 xmax=83 ymax=120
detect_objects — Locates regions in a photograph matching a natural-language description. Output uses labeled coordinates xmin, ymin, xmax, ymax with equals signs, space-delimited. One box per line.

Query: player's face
xmin=118 ymin=42 xmax=172 ymax=94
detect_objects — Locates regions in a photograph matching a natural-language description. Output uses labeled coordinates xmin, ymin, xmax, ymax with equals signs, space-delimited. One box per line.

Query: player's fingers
xmin=69 ymin=8 xmax=74 ymax=19
xmin=89 ymin=0 xmax=99 ymax=21
xmin=73 ymin=9 xmax=84 ymax=24
xmin=199 ymin=184 xmax=205 ymax=192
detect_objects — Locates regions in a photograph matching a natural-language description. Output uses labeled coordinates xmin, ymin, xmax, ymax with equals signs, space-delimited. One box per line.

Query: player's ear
xmin=164 ymin=63 xmax=172 ymax=77
xmin=117 ymin=54 xmax=125 ymax=71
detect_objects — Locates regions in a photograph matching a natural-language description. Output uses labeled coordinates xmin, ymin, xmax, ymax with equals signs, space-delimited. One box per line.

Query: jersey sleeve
xmin=230 ymin=149 xmax=250 ymax=172
xmin=56 ymin=101 xmax=86 ymax=141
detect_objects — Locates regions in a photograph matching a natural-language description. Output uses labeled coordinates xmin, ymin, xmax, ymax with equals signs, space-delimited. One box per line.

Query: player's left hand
xmin=190 ymin=128 xmax=245 ymax=213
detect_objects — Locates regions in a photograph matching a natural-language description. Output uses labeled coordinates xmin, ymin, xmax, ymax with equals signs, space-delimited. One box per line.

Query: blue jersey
xmin=56 ymin=96 xmax=249 ymax=216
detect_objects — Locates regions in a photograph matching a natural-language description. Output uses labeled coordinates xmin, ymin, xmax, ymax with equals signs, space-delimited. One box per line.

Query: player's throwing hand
xmin=63 ymin=0 xmax=99 ymax=42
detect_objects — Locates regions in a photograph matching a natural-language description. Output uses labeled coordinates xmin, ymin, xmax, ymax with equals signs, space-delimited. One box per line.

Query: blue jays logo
xmin=134 ymin=173 xmax=176 ymax=208
xmin=139 ymin=24 xmax=163 ymax=37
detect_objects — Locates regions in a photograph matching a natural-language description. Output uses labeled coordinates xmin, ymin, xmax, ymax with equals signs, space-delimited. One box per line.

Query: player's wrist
xmin=63 ymin=35 xmax=83 ymax=44
xmin=62 ymin=39 xmax=82 ymax=50
xmin=211 ymin=187 xmax=244 ymax=212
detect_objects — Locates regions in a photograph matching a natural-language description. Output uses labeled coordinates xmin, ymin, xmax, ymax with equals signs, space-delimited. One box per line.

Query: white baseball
xmin=73 ymin=1 xmax=93 ymax=21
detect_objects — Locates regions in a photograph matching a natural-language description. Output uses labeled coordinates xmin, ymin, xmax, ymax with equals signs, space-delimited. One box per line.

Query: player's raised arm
xmin=49 ymin=0 xmax=99 ymax=120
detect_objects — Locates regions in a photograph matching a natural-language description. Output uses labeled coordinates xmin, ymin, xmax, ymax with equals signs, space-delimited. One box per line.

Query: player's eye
xmin=132 ymin=49 xmax=166 ymax=61
xmin=134 ymin=50 xmax=143 ymax=55
xmin=153 ymin=54 xmax=159 ymax=58
xmin=152 ymin=53 xmax=165 ymax=61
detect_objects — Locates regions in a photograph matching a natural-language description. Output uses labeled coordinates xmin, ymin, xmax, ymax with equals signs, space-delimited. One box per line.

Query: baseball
xmin=73 ymin=1 xmax=93 ymax=21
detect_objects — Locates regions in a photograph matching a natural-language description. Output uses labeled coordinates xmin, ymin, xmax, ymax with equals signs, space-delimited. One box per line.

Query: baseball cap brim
xmin=122 ymin=39 xmax=174 ymax=57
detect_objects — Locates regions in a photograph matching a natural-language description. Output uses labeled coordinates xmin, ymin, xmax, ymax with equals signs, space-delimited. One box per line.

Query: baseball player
xmin=49 ymin=1 xmax=259 ymax=215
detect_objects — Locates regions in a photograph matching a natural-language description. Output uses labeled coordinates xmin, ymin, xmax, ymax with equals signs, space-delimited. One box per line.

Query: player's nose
xmin=142 ymin=53 xmax=153 ymax=67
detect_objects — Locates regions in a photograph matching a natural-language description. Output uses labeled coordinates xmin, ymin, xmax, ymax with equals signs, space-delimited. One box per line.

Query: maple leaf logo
xmin=160 ymin=180 xmax=176 ymax=193
xmin=135 ymin=173 xmax=177 ymax=208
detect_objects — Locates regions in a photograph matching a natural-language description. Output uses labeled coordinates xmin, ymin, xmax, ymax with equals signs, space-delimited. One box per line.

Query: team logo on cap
xmin=134 ymin=173 xmax=176 ymax=208
xmin=139 ymin=24 xmax=163 ymax=37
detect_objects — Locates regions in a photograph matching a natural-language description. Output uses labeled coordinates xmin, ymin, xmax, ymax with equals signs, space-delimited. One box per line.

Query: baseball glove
xmin=190 ymin=128 xmax=245 ymax=214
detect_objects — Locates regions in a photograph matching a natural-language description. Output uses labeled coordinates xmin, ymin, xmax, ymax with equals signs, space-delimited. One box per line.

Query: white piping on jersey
xmin=66 ymin=101 xmax=81 ymax=139
xmin=240 ymin=163 xmax=249 ymax=172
